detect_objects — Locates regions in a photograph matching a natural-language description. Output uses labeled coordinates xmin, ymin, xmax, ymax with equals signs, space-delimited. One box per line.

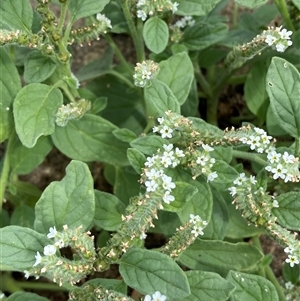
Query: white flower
xmin=265 ymin=34 xmax=277 ymax=46
xmin=171 ymin=2 xmax=179 ymax=13
xmin=144 ymin=295 xmax=152 ymax=301
xmin=55 ymin=239 xmax=65 ymax=248
xmin=160 ymin=126 xmax=173 ymax=138
xmin=207 ymin=171 xmax=218 ymax=182
xmin=272 ymin=199 xmax=279 ymax=208
xmin=248 ymin=135 xmax=261 ymax=150
xmin=163 ymin=191 xmax=175 ymax=204
xmin=276 ymin=43 xmax=286 ymax=52
xmin=145 ymin=155 xmax=157 ymax=168
xmin=282 ymin=151 xmax=295 ymax=164
xmin=191 ymin=225 xmax=204 ymax=237
xmin=163 ymin=144 xmax=173 ymax=152
xmin=137 ymin=10 xmax=147 ymax=21
xmin=271 ymin=164 xmax=287 ymax=180
xmin=153 ymin=126 xmax=159 ymax=133
xmin=284 ymin=246 xmax=294 ymax=254
xmin=267 ymin=151 xmax=281 ymax=164
xmin=145 ymin=168 xmax=161 ymax=180
xmin=228 ymin=186 xmax=237 ymax=196
xmin=47 ymin=226 xmax=57 ymax=239
xmin=285 ymin=254 xmax=299 ymax=267
xmin=157 ymin=117 xmax=164 ymax=124
xmin=189 ymin=214 xmax=201 ymax=224
xmin=249 ymin=175 xmax=257 ymax=185
xmin=33 ymin=251 xmax=42 ymax=267
xmin=96 ymin=13 xmax=112 ymax=28
xmin=285 ymin=281 xmax=294 ymax=290
xmin=145 ymin=179 xmax=158 ymax=192
xmin=24 ymin=270 xmax=30 ymax=279
xmin=140 ymin=232 xmax=147 ymax=239
xmin=175 ymin=147 xmax=184 ymax=158
xmin=202 ymin=144 xmax=214 ymax=152
xmin=43 ymin=245 xmax=57 ymax=256
xmin=152 ymin=291 xmax=167 ymax=301
xmin=233 ymin=173 xmax=247 ymax=186
xmin=196 ymin=154 xmax=209 ymax=166
xmin=0 ymin=293 xmax=5 ymax=299
xmin=162 ymin=175 xmax=175 ymax=191
xmin=279 ymin=28 xmax=292 ymax=40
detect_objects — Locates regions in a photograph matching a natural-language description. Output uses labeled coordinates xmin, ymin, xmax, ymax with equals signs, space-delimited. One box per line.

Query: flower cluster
xmin=143 ymin=143 xmax=185 ymax=204
xmin=133 ymin=60 xmax=159 ymax=87
xmin=55 ymin=99 xmax=91 ymax=127
xmin=96 ymin=13 xmax=112 ymax=30
xmin=136 ymin=0 xmax=178 ymax=21
xmin=264 ymin=26 xmax=293 ymax=52
xmin=170 ymin=16 xmax=195 ymax=43
xmin=144 ymin=291 xmax=167 ymax=301
xmin=189 ymin=214 xmax=208 ymax=237
xmin=266 ymin=150 xmax=300 ymax=182
xmin=24 ymin=225 xmax=96 ymax=286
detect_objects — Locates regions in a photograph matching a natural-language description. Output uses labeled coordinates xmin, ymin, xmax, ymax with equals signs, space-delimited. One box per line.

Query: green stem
xmin=57 ymin=0 xmax=69 ymax=32
xmin=121 ymin=0 xmax=145 ymax=62
xmin=104 ymin=34 xmax=133 ymax=75
xmin=273 ymin=0 xmax=295 ymax=31
xmin=295 ymin=138 xmax=300 ymax=157
xmin=232 ymin=3 xmax=238 ymax=29
xmin=232 ymin=150 xmax=268 ymax=166
xmin=252 ymin=235 xmax=266 ymax=277
xmin=107 ymin=70 xmax=135 ymax=88
xmin=265 ymin=266 xmax=286 ymax=301
xmin=194 ymin=64 xmax=212 ymax=98
xmin=60 ymin=82 xmax=77 ymax=102
xmin=16 ymin=281 xmax=68 ymax=291
xmin=0 ymin=131 xmax=15 ymax=211
xmin=227 ymin=74 xmax=247 ymax=85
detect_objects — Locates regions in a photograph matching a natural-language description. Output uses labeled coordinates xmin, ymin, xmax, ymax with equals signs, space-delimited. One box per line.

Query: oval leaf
xmin=127 ymin=148 xmax=146 ymax=174
xmin=176 ymin=0 xmax=222 ymax=16
xmin=227 ymin=271 xmax=278 ymax=301
xmin=266 ymin=57 xmax=300 ymax=139
xmin=34 ymin=160 xmax=95 ymax=234
xmin=52 ymin=114 xmax=129 ymax=165
xmin=94 ymin=190 xmax=126 ymax=231
xmin=0 ymin=226 xmax=51 ymax=271
xmin=24 ymin=52 xmax=56 ymax=83
xmin=13 ymin=84 xmax=63 ymax=148
xmin=143 ymin=17 xmax=169 ymax=54
xmin=7 ymin=292 xmax=50 ymax=301
xmin=144 ymin=79 xmax=180 ymax=117
xmin=272 ymin=191 xmax=300 ymax=231
xmin=120 ymin=248 xmax=190 ymax=300
xmin=235 ymin=0 xmax=269 ymax=9
xmin=184 ymin=270 xmax=235 ymax=301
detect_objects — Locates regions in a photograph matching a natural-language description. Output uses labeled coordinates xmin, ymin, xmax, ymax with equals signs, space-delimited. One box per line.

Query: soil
xmin=2 ymin=0 xmax=290 ymax=300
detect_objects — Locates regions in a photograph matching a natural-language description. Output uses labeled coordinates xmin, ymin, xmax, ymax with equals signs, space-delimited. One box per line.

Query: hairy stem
xmin=273 ymin=0 xmax=295 ymax=32
xmin=232 ymin=150 xmax=268 ymax=166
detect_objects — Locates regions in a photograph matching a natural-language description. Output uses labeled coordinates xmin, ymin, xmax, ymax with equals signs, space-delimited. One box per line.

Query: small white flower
xmin=175 ymin=147 xmax=184 ymax=158
xmin=207 ymin=171 xmax=218 ymax=182
xmin=279 ymin=28 xmax=292 ymax=40
xmin=146 ymin=168 xmax=161 ymax=180
xmin=163 ymin=144 xmax=173 ymax=152
xmin=162 ymin=175 xmax=175 ymax=191
xmin=55 ymin=239 xmax=65 ymax=248
xmin=248 ymin=135 xmax=261 ymax=150
xmin=282 ymin=151 xmax=295 ymax=164
xmin=153 ymin=126 xmax=159 ymax=133
xmin=144 ymin=295 xmax=152 ymax=301
xmin=196 ymin=154 xmax=209 ymax=166
xmin=249 ymin=175 xmax=257 ymax=185
xmin=160 ymin=126 xmax=173 ymax=139
xmin=189 ymin=214 xmax=201 ymax=224
xmin=265 ymin=34 xmax=277 ymax=46
xmin=276 ymin=43 xmax=286 ymax=52
xmin=47 ymin=226 xmax=57 ymax=239
xmin=145 ymin=179 xmax=158 ymax=192
xmin=140 ymin=232 xmax=147 ymax=239
xmin=33 ymin=251 xmax=42 ymax=267
xmin=272 ymin=199 xmax=279 ymax=208
xmin=285 ymin=281 xmax=294 ymax=290
xmin=0 ymin=293 xmax=5 ymax=299
xmin=24 ymin=270 xmax=30 ymax=279
xmin=285 ymin=254 xmax=299 ymax=267
xmin=163 ymin=191 xmax=175 ymax=204
xmin=137 ymin=10 xmax=147 ymax=21
xmin=271 ymin=164 xmax=287 ymax=180
xmin=96 ymin=13 xmax=112 ymax=28
xmin=44 ymin=245 xmax=57 ymax=256
xmin=202 ymin=144 xmax=214 ymax=152
xmin=267 ymin=151 xmax=281 ymax=164
xmin=284 ymin=246 xmax=294 ymax=254
xmin=171 ymin=2 xmax=179 ymax=13
xmin=157 ymin=117 xmax=164 ymax=124
xmin=233 ymin=173 xmax=247 ymax=186
xmin=191 ymin=225 xmax=204 ymax=237
xmin=228 ymin=186 xmax=237 ymax=196
xmin=145 ymin=155 xmax=157 ymax=167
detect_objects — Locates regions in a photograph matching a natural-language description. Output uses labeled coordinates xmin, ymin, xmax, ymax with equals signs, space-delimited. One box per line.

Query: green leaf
xmin=272 ymin=191 xmax=300 ymax=231
xmin=24 ymin=52 xmax=56 ymax=83
xmin=176 ymin=0 xmax=223 ymax=16
xmin=266 ymin=105 xmax=287 ymax=136
xmin=130 ymin=135 xmax=168 ymax=155
xmin=69 ymin=0 xmax=110 ymax=22
xmin=112 ymin=128 xmax=137 ymax=143
xmin=10 ymin=136 xmax=53 ymax=175
xmin=52 ymin=114 xmax=129 ymax=166
xmin=182 ymin=21 xmax=228 ymax=51
xmin=0 ymin=0 xmax=33 ymax=32
xmin=266 ymin=57 xmax=300 ymax=139
xmin=163 ymin=182 xmax=198 ymax=212
xmin=226 ymin=271 xmax=278 ymax=301
xmin=0 ymin=226 xmax=50 ymax=271
xmin=34 ymin=160 xmax=95 ymax=234
xmin=283 ymin=262 xmax=300 ymax=284
xmin=203 ymin=188 xmax=229 ymax=240
xmin=0 ymin=209 xmax=10 ymax=228
xmin=235 ymin=0 xmax=269 ymax=9
xmin=94 ymin=190 xmax=126 ymax=231
xmin=76 ymin=47 xmax=114 ymax=81
xmin=211 ymin=161 xmax=239 ymax=188
xmin=119 ymin=248 xmax=191 ymax=300
xmin=244 ymin=61 xmax=269 ymax=120
xmin=157 ymin=52 xmax=194 ymax=105
xmin=7 ymin=291 xmax=50 ymax=301
xmin=211 ymin=146 xmax=233 ymax=163
xmin=179 ymin=240 xmax=263 ymax=276
xmin=0 ymin=48 xmax=22 ymax=142
xmin=143 ymin=17 xmax=169 ymax=54
xmin=13 ymin=84 xmax=63 ymax=148
xmin=292 ymin=0 xmax=300 ymax=10
xmin=127 ymin=148 xmax=146 ymax=174
xmin=144 ymin=79 xmax=180 ymax=117
xmin=11 ymin=204 xmax=35 ymax=229
xmin=183 ymin=270 xmax=235 ymax=301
